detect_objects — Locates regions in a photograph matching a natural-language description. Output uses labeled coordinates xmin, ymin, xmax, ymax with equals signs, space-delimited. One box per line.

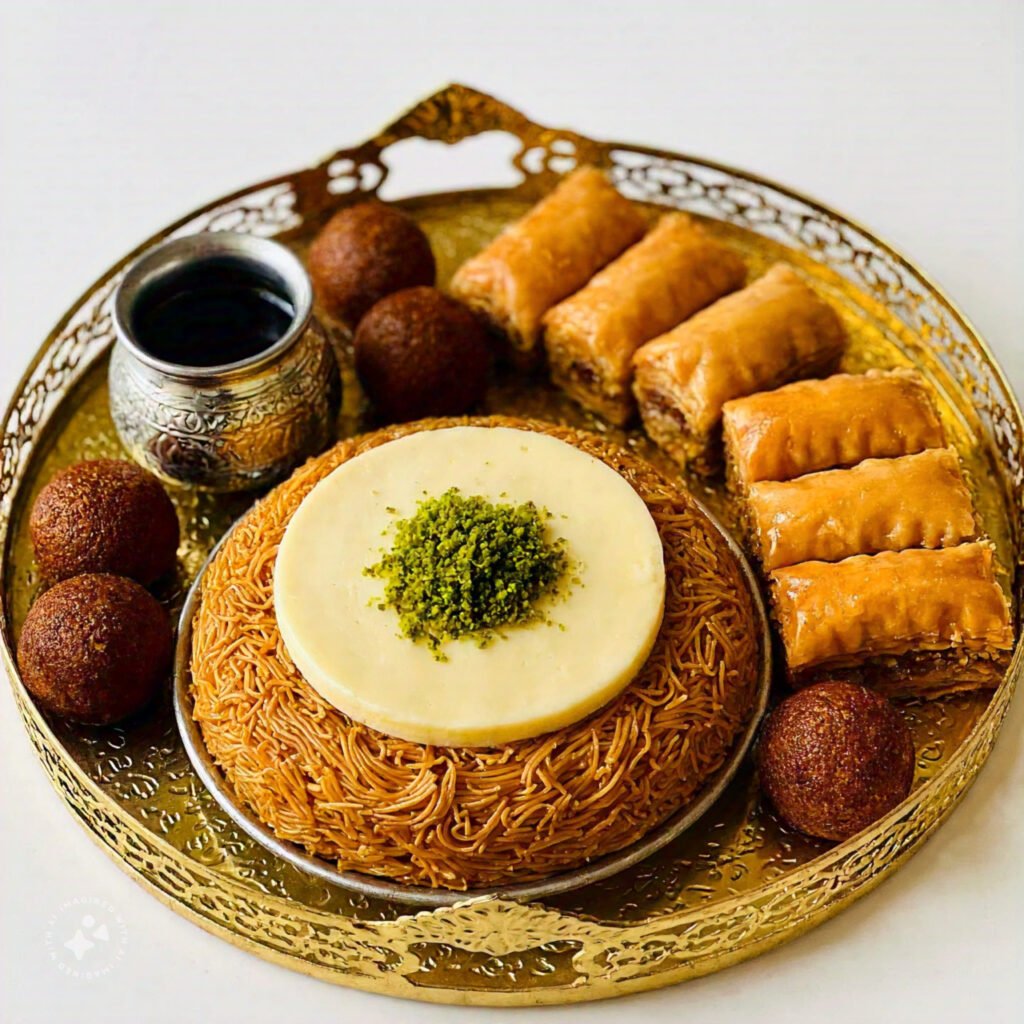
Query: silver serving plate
xmin=174 ymin=501 xmax=772 ymax=908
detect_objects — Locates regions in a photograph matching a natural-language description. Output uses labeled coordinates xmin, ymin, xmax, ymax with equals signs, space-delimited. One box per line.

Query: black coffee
xmin=131 ymin=256 xmax=295 ymax=368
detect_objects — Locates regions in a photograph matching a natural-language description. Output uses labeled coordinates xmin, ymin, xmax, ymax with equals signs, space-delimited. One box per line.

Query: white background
xmin=1 ymin=2 xmax=1022 ymax=1021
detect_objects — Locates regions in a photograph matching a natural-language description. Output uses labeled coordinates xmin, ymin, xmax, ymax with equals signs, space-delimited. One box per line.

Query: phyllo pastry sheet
xmin=747 ymin=448 xmax=977 ymax=571
xmin=723 ymin=368 xmax=945 ymax=490
xmin=542 ymin=213 xmax=745 ymax=425
xmin=450 ymin=166 xmax=646 ymax=358
xmin=770 ymin=543 xmax=1014 ymax=697
xmin=631 ymin=263 xmax=845 ymax=475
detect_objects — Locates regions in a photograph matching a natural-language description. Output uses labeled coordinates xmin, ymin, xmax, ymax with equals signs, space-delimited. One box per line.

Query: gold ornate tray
xmin=1 ymin=85 xmax=1021 ymax=1006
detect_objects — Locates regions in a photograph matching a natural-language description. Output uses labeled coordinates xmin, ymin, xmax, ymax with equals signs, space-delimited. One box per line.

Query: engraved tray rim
xmin=1 ymin=83 xmax=1021 ymax=1005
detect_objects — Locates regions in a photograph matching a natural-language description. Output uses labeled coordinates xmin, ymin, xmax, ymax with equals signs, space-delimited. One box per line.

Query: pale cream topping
xmin=274 ymin=426 xmax=666 ymax=746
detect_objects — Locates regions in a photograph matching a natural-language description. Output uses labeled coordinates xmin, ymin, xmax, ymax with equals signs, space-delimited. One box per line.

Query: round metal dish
xmin=0 ymin=85 xmax=1020 ymax=1005
xmin=173 ymin=495 xmax=772 ymax=909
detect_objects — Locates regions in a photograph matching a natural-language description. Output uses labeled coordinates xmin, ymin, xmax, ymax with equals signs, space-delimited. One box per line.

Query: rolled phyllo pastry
xmin=450 ymin=166 xmax=646 ymax=359
xmin=747 ymin=448 xmax=977 ymax=571
xmin=542 ymin=213 xmax=745 ymax=425
xmin=770 ymin=543 xmax=1014 ymax=698
xmin=722 ymin=369 xmax=945 ymax=490
xmin=631 ymin=263 xmax=845 ymax=475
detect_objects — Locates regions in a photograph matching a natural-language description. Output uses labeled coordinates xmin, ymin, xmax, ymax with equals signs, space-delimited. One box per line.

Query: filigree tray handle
xmin=296 ymin=83 xmax=609 ymax=216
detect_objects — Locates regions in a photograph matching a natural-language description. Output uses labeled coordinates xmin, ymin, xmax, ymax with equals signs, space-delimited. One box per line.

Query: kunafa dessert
xmin=450 ymin=166 xmax=646 ymax=359
xmin=30 ymin=458 xmax=179 ymax=585
xmin=632 ymin=264 xmax=846 ymax=474
xmin=18 ymin=573 xmax=172 ymax=725
xmin=542 ymin=212 xmax=745 ymax=425
xmin=353 ymin=286 xmax=491 ymax=422
xmin=722 ymin=368 xmax=946 ymax=490
xmin=308 ymin=201 xmax=435 ymax=328
xmin=757 ymin=680 xmax=915 ymax=841
xmin=190 ymin=416 xmax=762 ymax=889
xmin=770 ymin=543 xmax=1014 ymax=697
xmin=746 ymin=448 xmax=977 ymax=571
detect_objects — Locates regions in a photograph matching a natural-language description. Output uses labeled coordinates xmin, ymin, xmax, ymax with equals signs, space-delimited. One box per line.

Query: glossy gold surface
xmin=0 ymin=84 xmax=1020 ymax=1004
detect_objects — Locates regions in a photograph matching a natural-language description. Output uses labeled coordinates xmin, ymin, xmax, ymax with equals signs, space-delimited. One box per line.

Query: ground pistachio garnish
xmin=365 ymin=487 xmax=570 ymax=658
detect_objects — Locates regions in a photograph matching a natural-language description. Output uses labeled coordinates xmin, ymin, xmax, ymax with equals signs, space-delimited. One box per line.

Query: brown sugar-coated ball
xmin=17 ymin=574 xmax=172 ymax=725
xmin=354 ymin=287 xmax=492 ymax=422
xmin=308 ymin=201 xmax=436 ymax=327
xmin=757 ymin=680 xmax=915 ymax=841
xmin=30 ymin=458 xmax=179 ymax=585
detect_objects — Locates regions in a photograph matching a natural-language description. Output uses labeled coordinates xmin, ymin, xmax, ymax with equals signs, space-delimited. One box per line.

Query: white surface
xmin=1 ymin=1 xmax=1021 ymax=1021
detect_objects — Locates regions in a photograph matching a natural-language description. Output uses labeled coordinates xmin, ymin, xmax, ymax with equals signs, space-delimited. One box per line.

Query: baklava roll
xmin=722 ymin=369 xmax=945 ymax=490
xmin=632 ymin=264 xmax=845 ymax=475
xmin=771 ymin=543 xmax=1014 ymax=698
xmin=747 ymin=448 xmax=977 ymax=571
xmin=450 ymin=166 xmax=646 ymax=359
xmin=542 ymin=213 xmax=745 ymax=425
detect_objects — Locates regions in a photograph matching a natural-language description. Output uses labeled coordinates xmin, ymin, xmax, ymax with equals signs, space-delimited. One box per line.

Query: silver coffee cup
xmin=110 ymin=232 xmax=340 ymax=492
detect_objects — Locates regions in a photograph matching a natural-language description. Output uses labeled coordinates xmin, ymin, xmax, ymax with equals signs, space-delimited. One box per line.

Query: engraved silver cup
xmin=109 ymin=232 xmax=339 ymax=492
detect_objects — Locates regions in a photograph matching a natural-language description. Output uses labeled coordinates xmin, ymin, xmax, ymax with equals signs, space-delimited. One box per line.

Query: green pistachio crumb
xmin=365 ymin=488 xmax=570 ymax=658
